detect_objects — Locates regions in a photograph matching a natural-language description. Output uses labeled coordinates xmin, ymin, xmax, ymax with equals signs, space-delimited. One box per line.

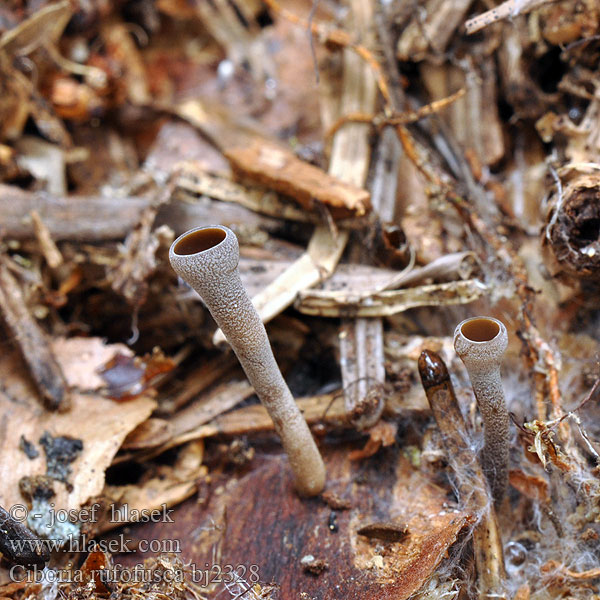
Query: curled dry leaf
xmin=98 ymin=348 xmax=176 ymax=401
xmin=348 ymin=421 xmax=398 ymax=461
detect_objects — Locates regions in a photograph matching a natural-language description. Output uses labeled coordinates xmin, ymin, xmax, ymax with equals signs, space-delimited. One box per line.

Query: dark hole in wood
xmin=173 ymin=228 xmax=226 ymax=255
xmin=578 ymin=218 xmax=600 ymax=241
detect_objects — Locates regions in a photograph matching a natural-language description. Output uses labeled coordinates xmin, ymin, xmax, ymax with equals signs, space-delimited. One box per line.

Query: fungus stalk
xmin=454 ymin=317 xmax=509 ymax=504
xmin=418 ymin=350 xmax=506 ymax=596
xmin=169 ymin=225 xmax=326 ymax=496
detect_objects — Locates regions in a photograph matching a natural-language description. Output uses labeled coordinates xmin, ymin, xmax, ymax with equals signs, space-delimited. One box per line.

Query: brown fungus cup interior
xmin=173 ymin=227 xmax=226 ymax=255
xmin=460 ymin=317 xmax=500 ymax=342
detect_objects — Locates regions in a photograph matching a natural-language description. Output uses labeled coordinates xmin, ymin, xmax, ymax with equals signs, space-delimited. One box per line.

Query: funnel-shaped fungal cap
xmin=454 ymin=317 xmax=508 ymax=366
xmin=170 ymin=225 xmax=238 ymax=285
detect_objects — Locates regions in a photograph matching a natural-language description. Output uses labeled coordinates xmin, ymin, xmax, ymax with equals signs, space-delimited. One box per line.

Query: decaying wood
xmin=153 ymin=391 xmax=346 ymax=445
xmin=296 ymin=279 xmax=486 ymax=317
xmin=142 ymin=379 xmax=431 ymax=457
xmin=0 ymin=257 xmax=69 ymax=409
xmin=225 ymin=139 xmax=371 ymax=218
xmin=0 ymin=184 xmax=284 ymax=241
xmin=543 ymin=169 xmax=600 ymax=280
xmin=173 ymin=164 xmax=318 ymax=223
xmin=150 ymin=344 xmax=433 ymax=452
xmin=396 ymin=0 xmax=473 ymax=61
xmin=174 ymin=98 xmax=371 ymax=219
xmin=121 ymin=418 xmax=173 ymax=450
xmin=0 ymin=185 xmax=151 ymax=241
xmin=159 ymin=354 xmax=240 ymax=415
xmin=0 ymin=0 xmax=599 ymax=597
xmin=154 ymin=379 xmax=255 ymax=452
xmin=331 ymin=0 xmax=383 ymax=433
xmin=125 ymin=443 xmax=471 ymax=600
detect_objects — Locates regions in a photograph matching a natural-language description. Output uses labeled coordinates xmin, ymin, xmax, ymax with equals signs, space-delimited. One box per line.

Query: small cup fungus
xmin=169 ymin=225 xmax=326 ymax=496
xmin=454 ymin=316 xmax=509 ymax=504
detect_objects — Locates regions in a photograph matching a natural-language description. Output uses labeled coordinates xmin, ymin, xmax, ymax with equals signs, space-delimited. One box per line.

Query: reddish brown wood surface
xmin=117 ymin=441 xmax=471 ymax=599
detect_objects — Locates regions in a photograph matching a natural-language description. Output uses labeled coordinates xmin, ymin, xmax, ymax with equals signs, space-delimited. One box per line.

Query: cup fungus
xmin=453 ymin=316 xmax=509 ymax=504
xmin=169 ymin=225 xmax=326 ymax=496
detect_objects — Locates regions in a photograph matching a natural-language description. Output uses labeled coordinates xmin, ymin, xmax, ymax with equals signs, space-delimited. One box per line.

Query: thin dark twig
xmin=511 ymin=412 xmax=533 ymax=435
xmin=552 ymin=375 xmax=600 ymax=428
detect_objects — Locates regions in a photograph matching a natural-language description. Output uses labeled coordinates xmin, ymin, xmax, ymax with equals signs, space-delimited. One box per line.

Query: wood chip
xmin=225 ymin=139 xmax=371 ymax=218
xmin=357 ymin=521 xmax=409 ymax=543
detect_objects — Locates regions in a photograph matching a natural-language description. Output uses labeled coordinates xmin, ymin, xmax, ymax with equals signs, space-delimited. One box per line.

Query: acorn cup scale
xmin=169 ymin=225 xmax=326 ymax=497
xmin=454 ymin=316 xmax=509 ymax=504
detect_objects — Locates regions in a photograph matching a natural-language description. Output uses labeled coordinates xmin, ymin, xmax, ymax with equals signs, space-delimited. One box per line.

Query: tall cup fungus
xmin=169 ymin=225 xmax=326 ymax=496
xmin=454 ymin=316 xmax=509 ymax=504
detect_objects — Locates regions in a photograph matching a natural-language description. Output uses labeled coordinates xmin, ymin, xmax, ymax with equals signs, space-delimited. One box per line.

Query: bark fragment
xmin=0 ymin=257 xmax=69 ymax=410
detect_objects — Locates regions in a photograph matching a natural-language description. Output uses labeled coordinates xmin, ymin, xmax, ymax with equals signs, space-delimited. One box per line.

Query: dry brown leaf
xmin=50 ymin=337 xmax=133 ymax=391
xmin=509 ymin=469 xmax=550 ymax=503
xmin=0 ymin=340 xmax=156 ymax=511
xmin=348 ymin=421 xmax=398 ymax=461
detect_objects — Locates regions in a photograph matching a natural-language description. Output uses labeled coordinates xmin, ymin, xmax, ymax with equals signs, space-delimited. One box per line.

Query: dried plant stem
xmin=465 ymin=0 xmax=558 ymax=35
xmin=326 ymin=89 xmax=465 ymax=139
xmin=418 ymin=350 xmax=505 ymax=598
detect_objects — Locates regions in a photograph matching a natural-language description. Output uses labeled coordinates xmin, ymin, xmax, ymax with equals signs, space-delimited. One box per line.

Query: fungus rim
xmin=458 ymin=317 xmax=502 ymax=344
xmin=172 ymin=226 xmax=227 ymax=256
